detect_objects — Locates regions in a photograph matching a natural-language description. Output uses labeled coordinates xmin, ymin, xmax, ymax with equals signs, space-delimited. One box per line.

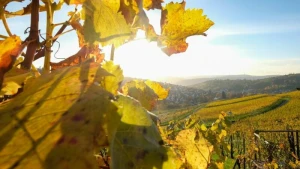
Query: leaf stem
xmin=1 ymin=9 xmax=13 ymax=36
xmin=110 ymin=44 xmax=115 ymax=61
xmin=43 ymin=0 xmax=54 ymax=73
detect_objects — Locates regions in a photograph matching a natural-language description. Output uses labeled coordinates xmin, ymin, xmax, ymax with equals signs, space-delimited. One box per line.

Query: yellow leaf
xmin=0 ymin=35 xmax=23 ymax=88
xmin=144 ymin=80 xmax=169 ymax=100
xmin=200 ymin=124 xmax=207 ymax=131
xmin=159 ymin=1 xmax=214 ymax=56
xmin=174 ymin=129 xmax=213 ymax=169
xmin=100 ymin=61 xmax=124 ymax=95
xmin=83 ymin=0 xmax=131 ymax=47
xmin=121 ymin=80 xmax=158 ymax=110
xmin=0 ymin=81 xmax=21 ymax=96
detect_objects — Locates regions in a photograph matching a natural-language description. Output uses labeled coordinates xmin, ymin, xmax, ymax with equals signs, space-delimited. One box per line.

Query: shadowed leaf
xmin=0 ymin=62 xmax=121 ymax=169
xmin=121 ymin=80 xmax=159 ymax=111
xmin=111 ymin=95 xmax=179 ymax=169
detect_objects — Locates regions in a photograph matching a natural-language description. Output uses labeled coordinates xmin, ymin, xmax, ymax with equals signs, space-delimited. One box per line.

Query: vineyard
xmin=156 ymin=90 xmax=300 ymax=168
xmin=231 ymin=91 xmax=300 ymax=133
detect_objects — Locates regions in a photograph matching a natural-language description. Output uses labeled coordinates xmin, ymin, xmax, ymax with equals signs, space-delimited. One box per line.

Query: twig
xmin=51 ymin=28 xmax=74 ymax=41
xmin=0 ymin=34 xmax=9 ymax=39
xmin=1 ymin=10 xmax=13 ymax=36
xmin=34 ymin=19 xmax=71 ymax=60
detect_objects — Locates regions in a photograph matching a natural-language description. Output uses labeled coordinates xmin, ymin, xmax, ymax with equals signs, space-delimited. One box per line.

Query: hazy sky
xmin=1 ymin=0 xmax=300 ymax=79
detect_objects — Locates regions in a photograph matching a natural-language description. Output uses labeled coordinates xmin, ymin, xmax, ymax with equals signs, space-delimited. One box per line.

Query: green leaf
xmin=159 ymin=1 xmax=214 ymax=56
xmin=111 ymin=95 xmax=178 ymax=169
xmin=83 ymin=0 xmax=131 ymax=47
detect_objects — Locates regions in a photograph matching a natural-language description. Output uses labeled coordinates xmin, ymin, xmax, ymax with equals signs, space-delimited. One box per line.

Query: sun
xmin=112 ymin=32 xmax=170 ymax=80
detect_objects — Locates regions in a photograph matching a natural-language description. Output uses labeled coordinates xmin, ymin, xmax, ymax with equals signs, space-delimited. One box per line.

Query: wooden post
xmin=297 ymin=132 xmax=299 ymax=160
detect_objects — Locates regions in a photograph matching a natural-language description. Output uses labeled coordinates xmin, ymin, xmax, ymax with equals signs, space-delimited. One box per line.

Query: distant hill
xmin=156 ymin=75 xmax=279 ymax=86
xmin=190 ymin=73 xmax=300 ymax=94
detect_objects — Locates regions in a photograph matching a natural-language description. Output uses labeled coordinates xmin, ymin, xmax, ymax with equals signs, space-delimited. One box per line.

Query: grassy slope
xmin=230 ymin=91 xmax=300 ymax=133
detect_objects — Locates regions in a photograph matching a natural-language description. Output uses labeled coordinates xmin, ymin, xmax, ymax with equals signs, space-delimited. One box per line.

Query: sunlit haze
xmin=1 ymin=0 xmax=300 ymax=81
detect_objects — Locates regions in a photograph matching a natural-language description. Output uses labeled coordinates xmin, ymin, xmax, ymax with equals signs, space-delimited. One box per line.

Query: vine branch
xmin=21 ymin=0 xmax=39 ymax=70
xmin=43 ymin=0 xmax=54 ymax=73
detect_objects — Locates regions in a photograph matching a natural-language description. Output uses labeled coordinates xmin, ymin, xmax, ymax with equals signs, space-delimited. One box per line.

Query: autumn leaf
xmin=83 ymin=0 xmax=131 ymax=47
xmin=101 ymin=61 xmax=124 ymax=95
xmin=159 ymin=1 xmax=214 ymax=56
xmin=172 ymin=129 xmax=213 ymax=169
xmin=0 ymin=35 xmax=23 ymax=88
xmin=144 ymin=80 xmax=169 ymax=100
xmin=68 ymin=11 xmax=85 ymax=47
xmin=121 ymin=80 xmax=167 ymax=111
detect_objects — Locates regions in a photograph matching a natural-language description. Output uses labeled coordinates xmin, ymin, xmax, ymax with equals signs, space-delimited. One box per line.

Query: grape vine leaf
xmin=111 ymin=94 xmax=179 ymax=169
xmin=0 ymin=35 xmax=22 ymax=88
xmin=100 ymin=61 xmax=124 ymax=95
xmin=83 ymin=0 xmax=131 ymax=47
xmin=144 ymin=80 xmax=169 ymax=100
xmin=159 ymin=1 xmax=214 ymax=56
xmin=0 ymin=61 xmax=122 ymax=169
xmin=171 ymin=129 xmax=213 ymax=169
xmin=121 ymin=80 xmax=168 ymax=111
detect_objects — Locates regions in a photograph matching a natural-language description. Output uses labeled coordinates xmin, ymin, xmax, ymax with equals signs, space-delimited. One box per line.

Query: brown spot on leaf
xmin=142 ymin=127 xmax=147 ymax=135
xmin=136 ymin=150 xmax=149 ymax=160
xmin=69 ymin=137 xmax=78 ymax=145
xmin=71 ymin=114 xmax=84 ymax=122
xmin=90 ymin=74 xmax=95 ymax=77
xmin=35 ymin=101 xmax=40 ymax=106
